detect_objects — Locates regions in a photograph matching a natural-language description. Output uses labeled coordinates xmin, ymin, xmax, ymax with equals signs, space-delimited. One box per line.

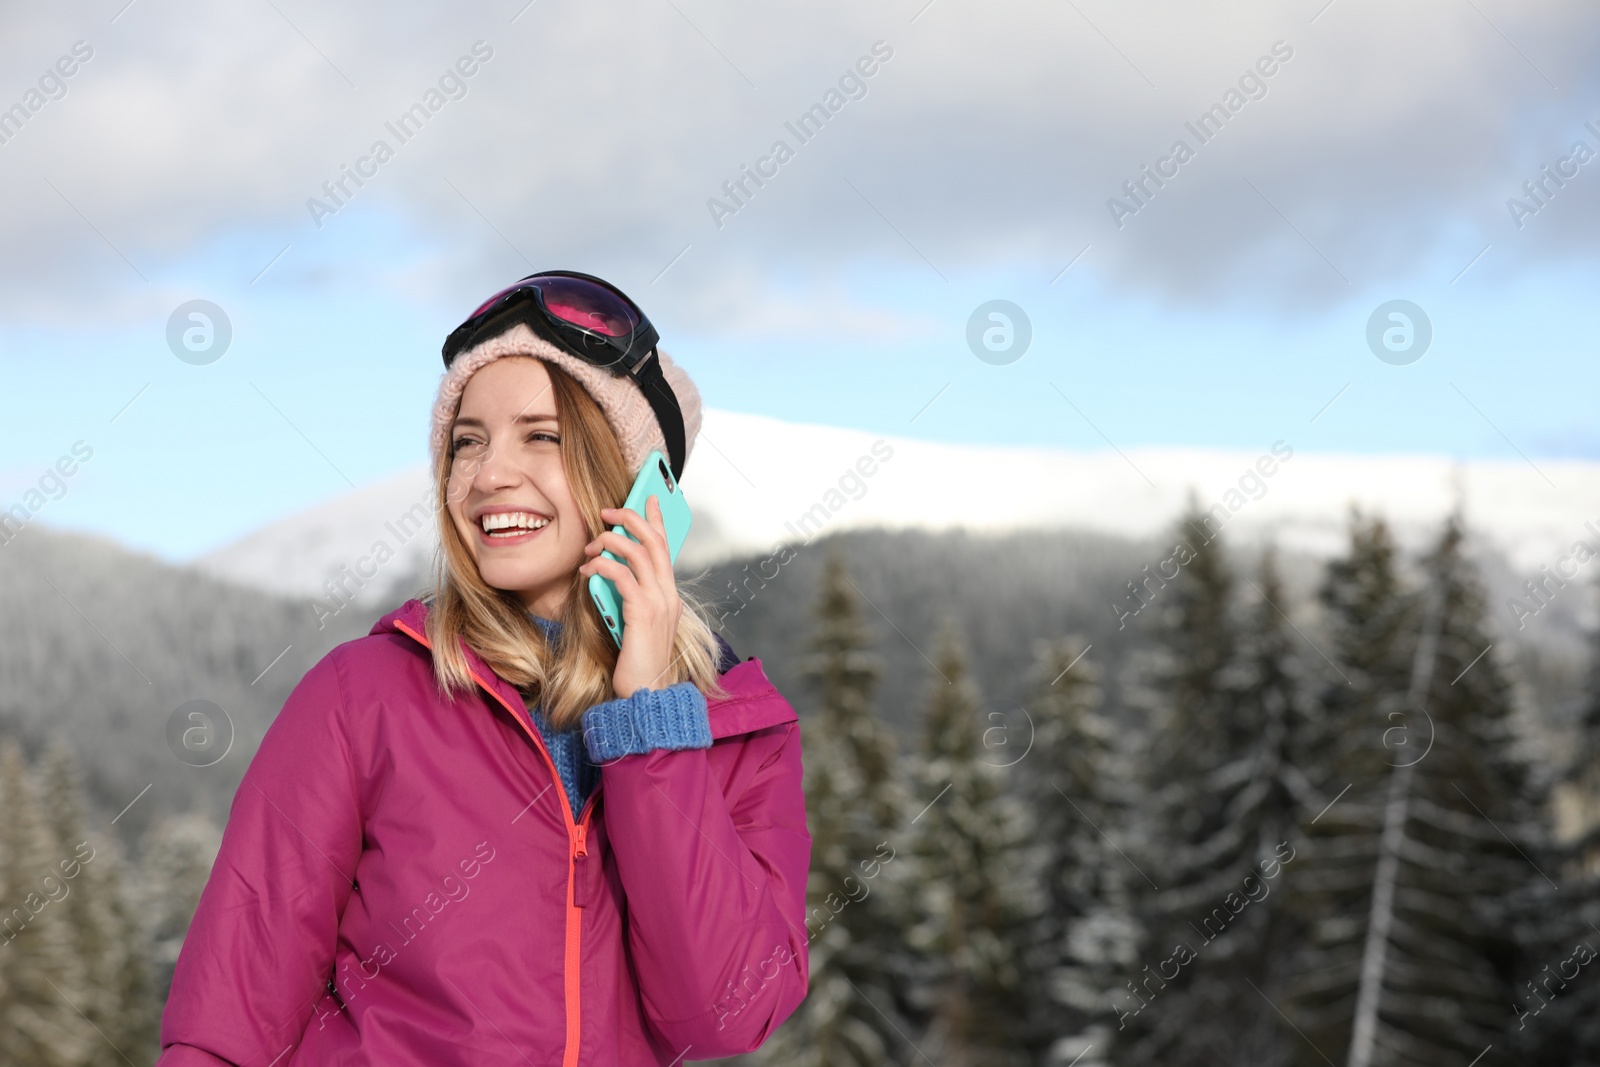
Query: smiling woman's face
xmin=446 ymin=357 xmax=589 ymax=618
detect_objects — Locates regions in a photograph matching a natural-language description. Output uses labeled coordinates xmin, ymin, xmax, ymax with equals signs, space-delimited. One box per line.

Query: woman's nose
xmin=460 ymin=436 xmax=521 ymax=492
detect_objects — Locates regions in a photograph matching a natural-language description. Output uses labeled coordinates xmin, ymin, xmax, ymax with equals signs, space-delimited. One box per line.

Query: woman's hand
xmin=578 ymin=496 xmax=682 ymax=699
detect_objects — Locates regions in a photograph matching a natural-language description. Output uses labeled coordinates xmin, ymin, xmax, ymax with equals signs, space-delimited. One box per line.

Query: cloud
xmin=0 ymin=0 xmax=1596 ymax=324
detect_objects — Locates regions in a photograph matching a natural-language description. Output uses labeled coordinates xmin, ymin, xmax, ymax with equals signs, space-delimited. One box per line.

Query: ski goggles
xmin=441 ymin=270 xmax=687 ymax=479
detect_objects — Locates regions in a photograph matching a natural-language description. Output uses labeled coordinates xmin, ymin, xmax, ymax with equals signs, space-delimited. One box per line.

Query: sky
xmin=1 ymin=0 xmax=1598 ymax=562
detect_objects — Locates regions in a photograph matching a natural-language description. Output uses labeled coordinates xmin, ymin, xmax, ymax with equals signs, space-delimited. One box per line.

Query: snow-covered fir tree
xmin=905 ymin=620 xmax=1041 ymax=1067
xmin=751 ymin=554 xmax=911 ymax=1067
xmin=38 ymin=740 xmax=157 ymax=1066
xmin=1120 ymin=517 xmax=1310 ymax=1066
xmin=1287 ymin=509 xmax=1420 ymax=1065
xmin=1293 ymin=513 xmax=1541 ymax=1067
xmin=1019 ymin=634 xmax=1136 ymax=1067
xmin=0 ymin=739 xmax=97 ymax=1066
xmin=1506 ymin=583 xmax=1600 ymax=1064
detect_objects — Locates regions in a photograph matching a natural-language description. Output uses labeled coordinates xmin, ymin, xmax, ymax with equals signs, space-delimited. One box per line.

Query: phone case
xmin=588 ymin=450 xmax=693 ymax=647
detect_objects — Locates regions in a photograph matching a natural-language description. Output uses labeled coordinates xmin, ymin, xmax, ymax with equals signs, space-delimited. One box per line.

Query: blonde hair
xmin=426 ymin=358 xmax=726 ymax=729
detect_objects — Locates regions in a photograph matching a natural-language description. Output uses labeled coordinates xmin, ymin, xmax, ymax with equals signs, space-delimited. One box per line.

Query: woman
xmin=157 ymin=272 xmax=811 ymax=1065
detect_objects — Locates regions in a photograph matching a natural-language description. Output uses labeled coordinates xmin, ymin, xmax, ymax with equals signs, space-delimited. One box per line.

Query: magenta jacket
xmin=156 ymin=597 xmax=811 ymax=1065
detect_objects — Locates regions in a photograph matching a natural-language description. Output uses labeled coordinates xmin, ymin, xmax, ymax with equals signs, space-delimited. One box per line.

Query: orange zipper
xmin=393 ymin=618 xmax=593 ymax=1067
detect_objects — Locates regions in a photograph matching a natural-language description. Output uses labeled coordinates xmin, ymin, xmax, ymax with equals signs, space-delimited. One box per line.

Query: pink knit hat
xmin=429 ymin=322 xmax=703 ymax=476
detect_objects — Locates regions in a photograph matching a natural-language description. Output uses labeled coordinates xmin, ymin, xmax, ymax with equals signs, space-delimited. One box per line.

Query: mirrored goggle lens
xmin=530 ymin=275 xmax=640 ymax=338
xmin=466 ymin=281 xmax=529 ymax=320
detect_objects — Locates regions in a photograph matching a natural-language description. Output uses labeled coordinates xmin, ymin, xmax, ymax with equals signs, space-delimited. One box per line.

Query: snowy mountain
xmin=192 ymin=408 xmax=1600 ymax=602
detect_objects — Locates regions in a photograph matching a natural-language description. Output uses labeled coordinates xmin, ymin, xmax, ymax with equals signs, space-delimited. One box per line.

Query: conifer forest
xmin=0 ymin=507 xmax=1594 ymax=1066
xmin=732 ymin=509 xmax=1593 ymax=1067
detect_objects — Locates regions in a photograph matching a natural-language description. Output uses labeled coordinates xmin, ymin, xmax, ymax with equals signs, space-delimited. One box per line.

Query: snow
xmin=191 ymin=408 xmax=1600 ymax=599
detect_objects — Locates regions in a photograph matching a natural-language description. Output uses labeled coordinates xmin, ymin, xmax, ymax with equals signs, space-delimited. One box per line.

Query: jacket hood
xmin=372 ymin=596 xmax=434 ymax=645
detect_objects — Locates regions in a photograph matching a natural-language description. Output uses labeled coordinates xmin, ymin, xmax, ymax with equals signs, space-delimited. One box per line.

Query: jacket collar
xmin=372 ymin=598 xmax=796 ymax=738
xmin=373 ymin=598 xmax=531 ymax=726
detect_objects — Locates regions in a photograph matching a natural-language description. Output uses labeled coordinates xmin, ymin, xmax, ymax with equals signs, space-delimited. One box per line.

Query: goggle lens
xmin=533 ymin=275 xmax=640 ymax=337
xmin=467 ymin=274 xmax=640 ymax=339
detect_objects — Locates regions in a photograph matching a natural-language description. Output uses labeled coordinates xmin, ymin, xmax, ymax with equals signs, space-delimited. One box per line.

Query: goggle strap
xmin=632 ymin=353 xmax=687 ymax=481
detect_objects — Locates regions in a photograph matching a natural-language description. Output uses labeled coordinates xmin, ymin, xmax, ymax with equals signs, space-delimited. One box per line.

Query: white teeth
xmin=480 ymin=511 xmax=549 ymax=533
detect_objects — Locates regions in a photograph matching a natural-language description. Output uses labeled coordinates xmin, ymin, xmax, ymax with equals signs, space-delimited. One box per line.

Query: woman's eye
xmin=452 ymin=436 xmax=483 ymax=451
xmin=527 ymin=431 xmax=560 ymax=444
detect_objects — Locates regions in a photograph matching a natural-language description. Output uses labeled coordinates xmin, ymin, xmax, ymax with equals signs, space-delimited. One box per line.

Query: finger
xmin=584 ymin=556 xmax=671 ymax=631
xmin=594 ymin=512 xmax=670 ymax=581
xmin=600 ymin=505 xmax=649 ymax=541
xmin=616 ymin=497 xmax=672 ymax=575
xmin=603 ymin=503 xmax=669 ymax=565
xmin=581 ymin=543 xmax=676 ymax=615
xmin=580 ymin=555 xmax=643 ymax=601
xmin=642 ymin=496 xmax=673 ymax=570
xmin=587 ymin=530 xmax=657 ymax=582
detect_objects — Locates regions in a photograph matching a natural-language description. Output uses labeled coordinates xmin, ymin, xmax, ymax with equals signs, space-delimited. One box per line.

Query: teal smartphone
xmin=588 ymin=450 xmax=692 ymax=648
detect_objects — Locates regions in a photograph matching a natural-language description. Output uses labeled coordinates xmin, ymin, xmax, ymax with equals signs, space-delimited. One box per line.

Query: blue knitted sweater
xmin=524 ymin=615 xmax=712 ymax=819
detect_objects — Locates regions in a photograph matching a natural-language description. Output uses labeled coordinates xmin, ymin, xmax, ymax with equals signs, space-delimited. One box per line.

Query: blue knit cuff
xmin=581 ymin=682 xmax=711 ymax=763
